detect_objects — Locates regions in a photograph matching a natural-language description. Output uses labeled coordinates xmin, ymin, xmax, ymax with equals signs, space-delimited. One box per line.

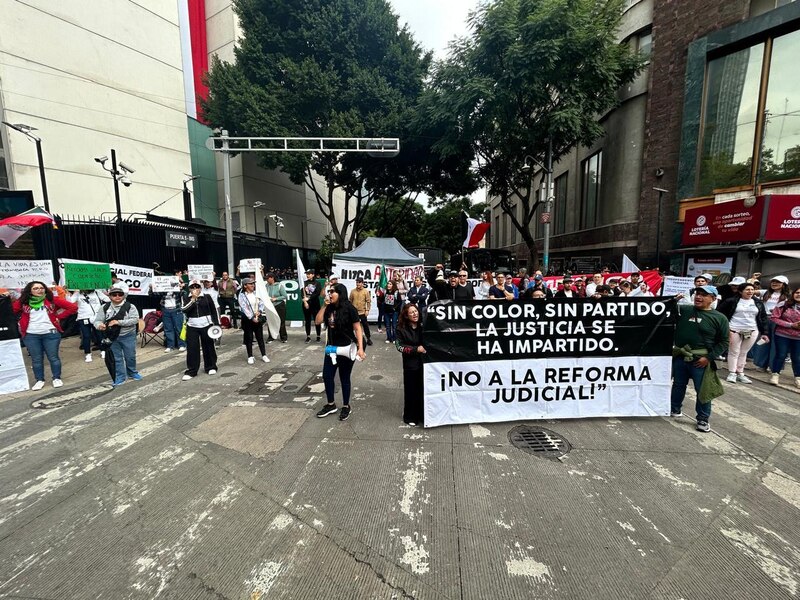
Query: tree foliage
xmin=202 ymin=0 xmax=475 ymax=251
xmin=422 ymin=0 xmax=643 ymax=265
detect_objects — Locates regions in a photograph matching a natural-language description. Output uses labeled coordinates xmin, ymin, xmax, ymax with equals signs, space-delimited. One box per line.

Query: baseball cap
xmin=241 ymin=277 xmax=254 ymax=285
xmin=305 ymin=269 xmax=315 ymax=274
xmin=771 ymin=275 xmax=789 ymax=285
xmin=700 ymin=273 xmax=715 ymax=281
xmin=695 ymin=285 xmax=718 ymax=296
xmin=188 ymin=279 xmax=202 ymax=288
xmin=730 ymin=276 xmax=747 ymax=285
xmin=534 ymin=274 xmax=543 ymax=280
xmin=329 ymin=274 xmax=339 ymax=281
xmin=109 ymin=285 xmax=126 ymax=295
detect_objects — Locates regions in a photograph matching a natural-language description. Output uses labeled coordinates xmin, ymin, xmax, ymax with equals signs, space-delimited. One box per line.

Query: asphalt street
xmin=0 ymin=329 xmax=799 ymax=599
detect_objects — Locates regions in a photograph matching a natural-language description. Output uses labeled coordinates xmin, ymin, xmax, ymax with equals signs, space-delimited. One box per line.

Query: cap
xmin=771 ymin=275 xmax=789 ymax=285
xmin=699 ymin=273 xmax=715 ymax=281
xmin=188 ymin=279 xmax=202 ymax=287
xmin=241 ymin=277 xmax=254 ymax=285
xmin=435 ymin=270 xmax=445 ymax=282
xmin=534 ymin=274 xmax=543 ymax=280
xmin=562 ymin=275 xmax=573 ymax=282
xmin=305 ymin=269 xmax=315 ymax=275
xmin=109 ymin=285 xmax=126 ymax=294
xmin=695 ymin=285 xmax=718 ymax=296
xmin=266 ymin=272 xmax=276 ymax=279
xmin=328 ymin=275 xmax=338 ymax=281
xmin=730 ymin=276 xmax=747 ymax=285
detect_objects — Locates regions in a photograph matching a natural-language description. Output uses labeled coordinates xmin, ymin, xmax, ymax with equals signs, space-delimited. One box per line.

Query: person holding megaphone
xmin=181 ymin=279 xmax=220 ymax=380
xmin=314 ymin=282 xmax=366 ymax=421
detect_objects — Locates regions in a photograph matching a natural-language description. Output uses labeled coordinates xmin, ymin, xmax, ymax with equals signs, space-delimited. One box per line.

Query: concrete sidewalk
xmin=0 ymin=332 xmax=798 ymax=599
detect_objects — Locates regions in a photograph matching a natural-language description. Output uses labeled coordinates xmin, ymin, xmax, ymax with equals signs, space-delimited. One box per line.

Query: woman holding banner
xmin=70 ymin=288 xmax=109 ymax=362
xmin=11 ymin=281 xmax=78 ymax=390
xmin=396 ymin=303 xmax=426 ymax=426
xmin=238 ymin=278 xmax=270 ymax=364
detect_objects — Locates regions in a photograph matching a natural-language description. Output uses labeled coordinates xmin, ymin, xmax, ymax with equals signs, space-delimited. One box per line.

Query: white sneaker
xmin=101 ymin=351 xmax=106 ymax=359
xmin=85 ymin=354 xmax=92 ymax=363
xmin=178 ymin=346 xmax=186 ymax=352
xmin=770 ymin=373 xmax=780 ymax=385
xmin=262 ymin=355 xmax=270 ymax=363
xmin=52 ymin=379 xmax=63 ymax=388
xmin=247 ymin=356 xmax=255 ymax=365
xmin=31 ymin=380 xmax=45 ymax=391
xmin=736 ymin=373 xmax=753 ymax=384
xmin=208 ymin=369 xmax=217 ymax=375
xmin=726 ymin=372 xmax=737 ymax=383
xmin=164 ymin=348 xmax=174 ymax=353
xmin=182 ymin=374 xmax=193 ymax=381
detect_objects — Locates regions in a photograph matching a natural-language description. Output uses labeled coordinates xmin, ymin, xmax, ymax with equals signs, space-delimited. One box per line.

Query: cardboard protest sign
xmin=64 ymin=262 xmax=112 ymax=291
xmin=151 ymin=276 xmax=181 ymax=293
xmin=188 ymin=264 xmax=214 ymax=281
xmin=238 ymin=258 xmax=261 ymax=273
xmin=0 ymin=260 xmax=54 ymax=289
xmin=662 ymin=276 xmax=695 ymax=297
xmin=422 ymin=298 xmax=676 ymax=427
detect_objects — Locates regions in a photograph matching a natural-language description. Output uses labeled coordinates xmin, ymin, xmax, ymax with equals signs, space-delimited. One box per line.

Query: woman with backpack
xmin=93 ymin=283 xmax=141 ymax=387
xmin=10 ymin=280 xmax=78 ymax=390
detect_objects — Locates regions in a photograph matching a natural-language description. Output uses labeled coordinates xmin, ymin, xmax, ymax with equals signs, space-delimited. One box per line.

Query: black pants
xmin=241 ymin=317 xmax=266 ymax=357
xmin=185 ymin=325 xmax=217 ymax=376
xmin=218 ymin=297 xmax=238 ymax=326
xmin=359 ymin=314 xmax=371 ymax=341
xmin=270 ymin=302 xmax=287 ymax=341
xmin=303 ymin=304 xmax=321 ymax=338
xmin=323 ymin=354 xmax=355 ymax=405
xmin=403 ymin=368 xmax=424 ymax=424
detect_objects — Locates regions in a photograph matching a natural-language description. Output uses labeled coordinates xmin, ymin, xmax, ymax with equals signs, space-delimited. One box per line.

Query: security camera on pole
xmin=95 ymin=150 xmax=135 ymax=236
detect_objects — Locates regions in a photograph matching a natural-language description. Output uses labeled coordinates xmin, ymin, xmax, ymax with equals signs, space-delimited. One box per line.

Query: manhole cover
xmin=369 ymin=375 xmax=383 ymax=381
xmin=508 ymin=425 xmax=571 ymax=458
xmin=220 ymin=373 xmax=237 ymax=378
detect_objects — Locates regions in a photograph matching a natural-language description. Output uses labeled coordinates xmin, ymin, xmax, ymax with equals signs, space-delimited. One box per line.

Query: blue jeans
xmin=671 ymin=356 xmax=712 ymax=421
xmin=751 ymin=321 xmax=776 ymax=367
xmin=161 ymin=308 xmax=185 ymax=350
xmin=771 ymin=335 xmax=800 ymax=376
xmin=322 ymin=353 xmax=355 ymax=405
xmin=384 ymin=311 xmax=398 ymax=341
xmin=77 ymin=319 xmax=102 ymax=354
xmin=110 ymin=333 xmax=139 ymax=383
xmin=24 ymin=331 xmax=62 ymax=381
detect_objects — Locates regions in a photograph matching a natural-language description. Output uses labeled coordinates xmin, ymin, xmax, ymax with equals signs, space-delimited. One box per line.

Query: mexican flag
xmin=378 ymin=262 xmax=388 ymax=290
xmin=0 ymin=207 xmax=56 ymax=248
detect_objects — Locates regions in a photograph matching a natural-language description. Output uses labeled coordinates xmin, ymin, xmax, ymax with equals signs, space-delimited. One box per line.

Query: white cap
xmin=730 ymin=276 xmax=747 ymax=285
xmin=699 ymin=273 xmax=715 ymax=281
xmin=771 ymin=275 xmax=789 ymax=285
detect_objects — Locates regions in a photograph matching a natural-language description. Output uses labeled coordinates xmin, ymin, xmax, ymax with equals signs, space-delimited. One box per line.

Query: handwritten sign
xmin=188 ymin=264 xmax=214 ymax=281
xmin=0 ymin=260 xmax=54 ymax=289
xmin=151 ymin=276 xmax=181 ymax=293
xmin=238 ymin=258 xmax=262 ymax=273
xmin=64 ymin=262 xmax=112 ymax=290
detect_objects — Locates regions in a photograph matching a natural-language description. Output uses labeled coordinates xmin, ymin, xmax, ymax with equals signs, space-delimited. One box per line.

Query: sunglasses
xmin=189 ymin=285 xmax=201 ymax=289
xmin=109 ymin=292 xmax=124 ymax=296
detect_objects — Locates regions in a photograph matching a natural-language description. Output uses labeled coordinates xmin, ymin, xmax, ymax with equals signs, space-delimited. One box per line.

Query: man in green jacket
xmin=266 ymin=272 xmax=288 ymax=342
xmin=671 ymin=285 xmax=729 ymax=432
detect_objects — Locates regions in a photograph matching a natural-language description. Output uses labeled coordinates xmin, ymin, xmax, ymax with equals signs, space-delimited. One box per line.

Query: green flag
xmin=378 ymin=263 xmax=388 ymax=290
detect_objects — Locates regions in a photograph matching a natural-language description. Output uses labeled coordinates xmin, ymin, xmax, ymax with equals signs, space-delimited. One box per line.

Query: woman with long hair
xmin=477 ymin=271 xmax=494 ymax=300
xmin=395 ymin=303 xmax=426 ymax=426
xmin=237 ymin=278 xmax=270 ymax=364
xmin=181 ymin=280 xmax=220 ymax=380
xmin=753 ymin=275 xmax=791 ymax=371
xmin=11 ymin=280 xmax=78 ymax=390
xmin=718 ymin=283 xmax=768 ymax=384
xmin=392 ymin=272 xmax=408 ymax=304
xmin=383 ymin=280 xmax=400 ymax=343
xmin=314 ymin=283 xmax=366 ymax=421
xmin=769 ymin=286 xmax=800 ymax=387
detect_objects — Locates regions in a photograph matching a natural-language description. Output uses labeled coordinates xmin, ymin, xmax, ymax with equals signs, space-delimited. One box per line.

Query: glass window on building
xmin=697 ymin=44 xmax=765 ymax=195
xmin=760 ymin=29 xmax=800 ymax=183
xmin=750 ymin=0 xmax=796 ymax=18
xmin=0 ymin=134 xmax=8 ymax=190
xmin=494 ymin=213 xmax=499 ymax=247
xmin=231 ymin=210 xmax=241 ymax=232
xmin=581 ymin=152 xmax=602 ymax=229
xmin=554 ymin=172 xmax=568 ymax=234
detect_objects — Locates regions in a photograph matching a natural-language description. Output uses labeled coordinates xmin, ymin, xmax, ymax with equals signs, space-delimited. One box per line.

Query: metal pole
xmin=111 ymin=149 xmax=124 ymax=243
xmin=656 ymin=190 xmax=663 ymax=269
xmin=222 ymin=131 xmax=235 ymax=275
xmin=542 ymin=139 xmax=554 ymax=274
xmin=183 ymin=181 xmax=193 ymax=221
xmin=34 ymin=138 xmax=50 ymax=213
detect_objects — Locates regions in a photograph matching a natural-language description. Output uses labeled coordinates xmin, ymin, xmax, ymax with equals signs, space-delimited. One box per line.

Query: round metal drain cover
xmin=508 ymin=425 xmax=571 ymax=458
xmin=369 ymin=375 xmax=383 ymax=381
xmin=220 ymin=373 xmax=237 ymax=378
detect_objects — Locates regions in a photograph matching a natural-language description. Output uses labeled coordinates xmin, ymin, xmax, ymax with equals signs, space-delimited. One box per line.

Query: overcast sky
xmin=389 ymin=0 xmax=487 ymax=209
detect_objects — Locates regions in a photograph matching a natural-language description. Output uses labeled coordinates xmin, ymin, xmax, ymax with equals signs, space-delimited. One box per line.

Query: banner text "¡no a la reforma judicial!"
xmin=422 ymin=298 xmax=677 ymax=428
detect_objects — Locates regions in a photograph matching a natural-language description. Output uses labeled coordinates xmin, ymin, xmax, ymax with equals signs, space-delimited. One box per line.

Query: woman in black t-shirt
xmin=314 ymin=284 xmax=366 ymax=421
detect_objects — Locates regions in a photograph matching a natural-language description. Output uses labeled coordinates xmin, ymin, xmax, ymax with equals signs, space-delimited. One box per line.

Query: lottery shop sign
xmin=681 ymin=197 xmax=764 ymax=245
xmin=764 ymin=194 xmax=800 ymax=241
xmin=422 ymin=298 xmax=676 ymax=428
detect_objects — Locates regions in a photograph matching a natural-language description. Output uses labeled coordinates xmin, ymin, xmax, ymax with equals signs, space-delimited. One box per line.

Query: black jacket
xmin=181 ymin=294 xmax=220 ymax=326
xmin=396 ymin=324 xmax=424 ymax=370
xmin=717 ymin=296 xmax=768 ymax=335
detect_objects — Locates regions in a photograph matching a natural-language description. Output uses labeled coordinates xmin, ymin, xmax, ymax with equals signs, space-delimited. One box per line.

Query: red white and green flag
xmin=378 ymin=262 xmax=388 ymax=290
xmin=0 ymin=207 xmax=56 ymax=248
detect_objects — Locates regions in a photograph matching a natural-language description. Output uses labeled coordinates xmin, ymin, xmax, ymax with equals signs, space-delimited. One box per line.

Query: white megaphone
xmin=207 ymin=325 xmax=223 ymax=340
xmin=325 ymin=343 xmax=358 ymax=365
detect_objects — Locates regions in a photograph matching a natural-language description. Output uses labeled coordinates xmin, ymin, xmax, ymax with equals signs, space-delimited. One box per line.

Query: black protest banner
xmin=422 ymin=298 xmax=677 ymax=428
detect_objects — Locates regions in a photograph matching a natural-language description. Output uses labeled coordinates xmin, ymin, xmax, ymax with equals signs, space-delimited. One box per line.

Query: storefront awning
xmin=764 ymin=249 xmax=800 ymax=259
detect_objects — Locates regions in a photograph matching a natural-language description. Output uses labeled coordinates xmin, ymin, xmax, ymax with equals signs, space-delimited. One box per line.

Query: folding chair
xmin=140 ymin=309 xmax=166 ymax=348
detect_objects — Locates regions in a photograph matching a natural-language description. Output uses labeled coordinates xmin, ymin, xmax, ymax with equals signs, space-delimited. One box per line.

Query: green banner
xmin=64 ymin=262 xmax=112 ymax=290
xmin=285 ymin=278 xmax=327 ymax=321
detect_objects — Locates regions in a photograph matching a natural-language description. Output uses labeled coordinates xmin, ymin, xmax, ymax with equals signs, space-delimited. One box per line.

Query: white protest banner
xmin=238 ymin=258 xmax=261 ymax=273
xmin=422 ymin=298 xmax=676 ymax=428
xmin=331 ymin=260 xmax=425 ymax=321
xmin=151 ymin=276 xmax=181 ymax=293
xmin=0 ymin=338 xmax=28 ymax=393
xmin=188 ymin=264 xmax=214 ymax=281
xmin=110 ymin=263 xmax=153 ymax=296
xmin=0 ymin=260 xmax=54 ymax=289
xmin=662 ymin=276 xmax=696 ymax=297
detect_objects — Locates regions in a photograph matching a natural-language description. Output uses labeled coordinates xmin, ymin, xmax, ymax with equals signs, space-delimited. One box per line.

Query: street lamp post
xmin=522 ymin=141 xmax=554 ymax=273
xmin=653 ymin=187 xmax=668 ymax=270
xmin=2 ymin=122 xmax=50 ymax=212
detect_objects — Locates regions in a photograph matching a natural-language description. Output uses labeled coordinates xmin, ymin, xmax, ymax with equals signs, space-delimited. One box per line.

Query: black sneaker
xmin=316 ymin=404 xmax=337 ymax=418
xmin=366 ymin=338 xmax=373 ymax=346
xmin=696 ymin=420 xmax=710 ymax=433
xmin=316 ymin=336 xmax=321 ymax=342
xmin=305 ymin=336 xmax=311 ymax=343
xmin=339 ymin=405 xmax=351 ymax=421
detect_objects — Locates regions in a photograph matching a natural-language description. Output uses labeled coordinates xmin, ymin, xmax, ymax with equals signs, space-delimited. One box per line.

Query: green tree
xmin=358 ymin=196 xmax=427 ymax=248
xmin=202 ymin=0 xmax=475 ymax=251
xmin=422 ymin=0 xmax=643 ymax=265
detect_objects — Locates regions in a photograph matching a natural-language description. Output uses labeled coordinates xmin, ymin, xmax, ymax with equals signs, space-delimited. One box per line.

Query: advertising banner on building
xmin=422 ymin=298 xmax=676 ymax=427
xmin=681 ymin=197 xmax=764 ymax=245
xmin=764 ymin=194 xmax=800 ymax=241
xmin=0 ymin=260 xmax=54 ymax=289
xmin=331 ymin=260 xmax=425 ymax=321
